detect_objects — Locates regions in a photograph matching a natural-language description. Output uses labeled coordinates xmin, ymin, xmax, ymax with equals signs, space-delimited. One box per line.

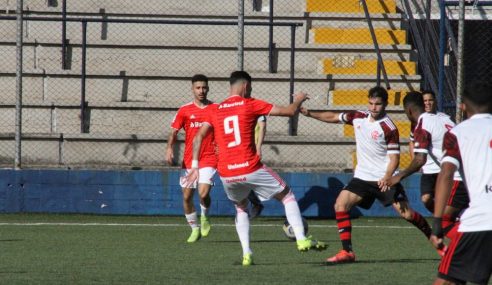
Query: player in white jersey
xmin=408 ymin=90 xmax=453 ymax=212
xmin=429 ymin=81 xmax=492 ymax=285
xmin=301 ymin=86 xmax=432 ymax=264
xmin=385 ymin=92 xmax=469 ymax=250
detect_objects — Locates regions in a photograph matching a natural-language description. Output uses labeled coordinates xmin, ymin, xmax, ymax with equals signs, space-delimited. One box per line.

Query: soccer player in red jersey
xmin=300 ymin=87 xmax=432 ymax=264
xmin=184 ymin=71 xmax=326 ymax=266
xmin=430 ymin=81 xmax=492 ymax=285
xmin=385 ymin=92 xmax=469 ymax=253
xmin=166 ymin=74 xmax=218 ymax=243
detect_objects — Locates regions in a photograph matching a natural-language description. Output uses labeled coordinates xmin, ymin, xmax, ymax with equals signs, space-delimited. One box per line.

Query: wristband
xmin=432 ymin=217 xmax=443 ymax=238
xmin=191 ymin=160 xmax=199 ymax=169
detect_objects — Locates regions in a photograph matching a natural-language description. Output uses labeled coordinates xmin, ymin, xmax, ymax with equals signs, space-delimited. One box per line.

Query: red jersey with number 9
xmin=203 ymin=95 xmax=273 ymax=177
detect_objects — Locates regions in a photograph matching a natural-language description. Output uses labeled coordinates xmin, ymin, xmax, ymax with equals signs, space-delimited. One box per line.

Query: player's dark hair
xmin=463 ymin=80 xmax=492 ymax=110
xmin=422 ymin=89 xmax=436 ymax=99
xmin=403 ymin=91 xmax=425 ymax=111
xmin=229 ymin=71 xmax=252 ymax=85
xmin=368 ymin=86 xmax=388 ymax=103
xmin=191 ymin=74 xmax=208 ymax=84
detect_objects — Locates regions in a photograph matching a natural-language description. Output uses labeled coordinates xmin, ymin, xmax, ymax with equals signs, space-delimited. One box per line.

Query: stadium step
xmin=306 ymin=0 xmax=397 ymax=14
xmin=344 ymin=120 xmax=411 ymax=139
xmin=310 ymin=27 xmax=406 ymax=45
xmin=321 ymin=58 xmax=416 ymax=76
xmin=330 ymin=89 xmax=411 ymax=106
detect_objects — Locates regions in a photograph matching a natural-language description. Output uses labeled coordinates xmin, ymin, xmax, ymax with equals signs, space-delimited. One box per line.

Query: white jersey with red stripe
xmin=412 ymin=112 xmax=461 ymax=180
xmin=203 ymin=95 xmax=273 ymax=177
xmin=441 ymin=113 xmax=492 ymax=232
xmin=340 ymin=111 xmax=400 ymax=181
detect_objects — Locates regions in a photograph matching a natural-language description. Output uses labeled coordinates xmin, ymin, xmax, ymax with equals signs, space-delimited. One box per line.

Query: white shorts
xmin=179 ymin=167 xmax=216 ymax=189
xmin=220 ymin=165 xmax=286 ymax=203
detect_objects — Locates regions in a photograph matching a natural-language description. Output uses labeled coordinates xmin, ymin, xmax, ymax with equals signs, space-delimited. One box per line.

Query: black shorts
xmin=420 ymin=173 xmax=438 ymax=196
xmin=447 ymin=181 xmax=469 ymax=210
xmin=344 ymin=178 xmax=407 ymax=210
xmin=438 ymin=230 xmax=492 ymax=285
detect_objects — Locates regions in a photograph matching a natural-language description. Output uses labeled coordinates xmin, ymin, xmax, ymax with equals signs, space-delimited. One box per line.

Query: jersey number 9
xmin=224 ymin=115 xmax=241 ymax=147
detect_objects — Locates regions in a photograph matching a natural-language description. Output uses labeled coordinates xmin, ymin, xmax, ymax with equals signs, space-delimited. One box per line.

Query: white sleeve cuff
xmin=442 ymin=156 xmax=460 ymax=169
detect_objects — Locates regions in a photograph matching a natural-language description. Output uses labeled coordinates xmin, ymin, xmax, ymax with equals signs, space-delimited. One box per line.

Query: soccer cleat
xmin=437 ymin=245 xmax=448 ymax=257
xmin=296 ymin=236 xmax=327 ymax=252
xmin=325 ymin=249 xmax=356 ymax=264
xmin=242 ymin=253 xmax=254 ymax=266
xmin=187 ymin=228 xmax=201 ymax=243
xmin=249 ymin=203 xmax=264 ymax=220
xmin=200 ymin=216 xmax=211 ymax=237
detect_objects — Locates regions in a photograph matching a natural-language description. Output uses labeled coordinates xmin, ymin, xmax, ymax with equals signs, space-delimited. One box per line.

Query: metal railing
xmin=360 ymin=0 xmax=391 ymax=90
xmin=1 ymin=14 xmax=302 ymax=138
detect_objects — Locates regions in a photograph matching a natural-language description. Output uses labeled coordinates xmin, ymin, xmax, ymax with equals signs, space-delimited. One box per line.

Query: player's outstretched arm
xmin=165 ymin=128 xmax=179 ymax=165
xmin=430 ymin=162 xmax=456 ymax=249
xmin=300 ymin=107 xmax=341 ymax=123
xmin=378 ymin=153 xmax=400 ymax=191
xmin=386 ymin=152 xmax=427 ymax=187
xmin=269 ymin=92 xmax=308 ymax=117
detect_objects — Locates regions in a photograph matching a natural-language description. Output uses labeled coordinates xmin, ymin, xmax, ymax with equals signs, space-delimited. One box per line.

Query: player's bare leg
xmin=183 ymin=187 xmax=200 ymax=243
xmin=234 ymin=200 xmax=253 ymax=266
xmin=393 ymin=200 xmax=432 ymax=238
xmin=326 ymin=190 xmax=361 ymax=263
xmin=275 ymin=187 xmax=327 ymax=252
xmin=421 ymin=193 xmax=434 ymax=213
xmin=197 ymin=183 xmax=212 ymax=237
xmin=391 ymin=200 xmax=446 ymax=255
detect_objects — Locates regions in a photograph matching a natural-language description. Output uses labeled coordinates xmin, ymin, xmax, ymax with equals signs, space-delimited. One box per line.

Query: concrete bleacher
xmin=0 ymin=0 xmax=418 ymax=170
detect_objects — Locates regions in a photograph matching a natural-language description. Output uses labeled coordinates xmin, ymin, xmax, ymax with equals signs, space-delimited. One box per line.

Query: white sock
xmin=200 ymin=204 xmax=209 ymax=218
xmin=282 ymin=191 xmax=306 ymax=241
xmin=235 ymin=205 xmax=252 ymax=256
xmin=185 ymin=212 xmax=199 ymax=229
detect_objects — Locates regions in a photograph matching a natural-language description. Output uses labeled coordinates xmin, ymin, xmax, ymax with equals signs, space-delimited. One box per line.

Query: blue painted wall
xmin=0 ymin=169 xmax=431 ymax=217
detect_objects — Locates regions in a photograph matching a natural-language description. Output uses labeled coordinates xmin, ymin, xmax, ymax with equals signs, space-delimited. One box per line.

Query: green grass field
xmin=0 ymin=214 xmax=445 ymax=284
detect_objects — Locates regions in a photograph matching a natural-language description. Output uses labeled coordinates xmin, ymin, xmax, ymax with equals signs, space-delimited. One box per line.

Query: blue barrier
xmin=0 ymin=169 xmax=431 ymax=217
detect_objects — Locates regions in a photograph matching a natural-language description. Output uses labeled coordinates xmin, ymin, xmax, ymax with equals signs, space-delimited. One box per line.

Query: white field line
xmin=0 ymin=222 xmax=415 ymax=229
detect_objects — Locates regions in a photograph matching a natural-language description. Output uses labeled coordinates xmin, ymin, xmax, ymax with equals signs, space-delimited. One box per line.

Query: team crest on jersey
xmin=371 ymin=130 xmax=379 ymax=140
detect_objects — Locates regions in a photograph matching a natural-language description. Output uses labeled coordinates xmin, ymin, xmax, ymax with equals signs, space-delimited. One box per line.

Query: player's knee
xmin=421 ymin=194 xmax=432 ymax=205
xmin=333 ymin=201 xmax=349 ymax=212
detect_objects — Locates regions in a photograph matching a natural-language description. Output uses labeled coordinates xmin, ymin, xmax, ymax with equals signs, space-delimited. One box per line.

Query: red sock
xmin=407 ymin=211 xmax=432 ymax=239
xmin=336 ymin=211 xmax=352 ymax=252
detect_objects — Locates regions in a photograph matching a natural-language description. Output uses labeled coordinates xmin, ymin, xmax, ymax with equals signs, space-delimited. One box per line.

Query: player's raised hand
xmin=299 ymin=107 xmax=310 ymax=117
xmin=182 ymin=168 xmax=199 ymax=189
xmin=292 ymin=92 xmax=309 ymax=103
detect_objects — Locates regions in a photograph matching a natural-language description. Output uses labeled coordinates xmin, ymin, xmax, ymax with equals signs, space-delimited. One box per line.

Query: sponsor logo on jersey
xmin=190 ymin=122 xmax=204 ymax=128
xmin=218 ymin=101 xmax=244 ymax=109
xmin=190 ymin=114 xmax=196 ymax=119
xmin=225 ymin=177 xmax=247 ymax=183
xmin=485 ymin=184 xmax=492 ymax=193
xmin=227 ymin=161 xmax=249 ymax=170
